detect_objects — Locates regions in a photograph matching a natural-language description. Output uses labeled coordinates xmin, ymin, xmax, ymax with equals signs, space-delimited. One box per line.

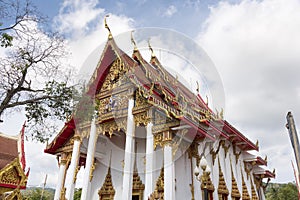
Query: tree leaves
xmin=0 ymin=33 xmax=13 ymax=47
xmin=0 ymin=0 xmax=79 ymax=142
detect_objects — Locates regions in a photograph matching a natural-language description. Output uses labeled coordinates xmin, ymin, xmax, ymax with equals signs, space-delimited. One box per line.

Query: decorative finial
xmin=104 ymin=15 xmax=112 ymax=39
xmin=131 ymin=30 xmax=138 ymax=51
xmin=109 ymin=149 xmax=112 ymax=168
xmin=148 ymin=38 xmax=155 ymax=58
xmin=264 ymin=155 xmax=268 ymax=162
xmin=255 ymin=140 xmax=259 ymax=148
xmin=205 ymin=95 xmax=209 ymax=105
xmin=196 ymin=81 xmax=199 ymax=93
xmin=220 ymin=108 xmax=224 ymax=119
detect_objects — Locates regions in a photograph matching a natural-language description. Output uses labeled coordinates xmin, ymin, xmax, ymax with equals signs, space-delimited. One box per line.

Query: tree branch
xmin=4 ymin=95 xmax=60 ymax=109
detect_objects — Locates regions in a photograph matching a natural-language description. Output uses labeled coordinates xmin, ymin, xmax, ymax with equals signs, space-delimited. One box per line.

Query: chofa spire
xmin=104 ymin=15 xmax=113 ymax=40
xmin=131 ymin=30 xmax=138 ymax=51
xmin=148 ymin=38 xmax=155 ymax=58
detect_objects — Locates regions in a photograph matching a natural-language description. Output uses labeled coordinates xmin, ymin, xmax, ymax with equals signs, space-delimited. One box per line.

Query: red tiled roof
xmin=0 ymin=134 xmax=18 ymax=169
xmin=45 ymin=35 xmax=259 ymax=155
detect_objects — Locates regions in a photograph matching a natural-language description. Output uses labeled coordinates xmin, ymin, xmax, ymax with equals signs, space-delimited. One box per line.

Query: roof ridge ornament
xmin=196 ymin=81 xmax=200 ymax=94
xmin=148 ymin=38 xmax=155 ymax=58
xmin=131 ymin=30 xmax=138 ymax=51
xmin=104 ymin=15 xmax=113 ymax=40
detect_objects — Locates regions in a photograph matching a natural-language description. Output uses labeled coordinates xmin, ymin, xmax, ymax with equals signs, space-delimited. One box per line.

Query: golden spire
xmin=131 ymin=30 xmax=138 ymax=51
xmin=196 ymin=81 xmax=199 ymax=93
xmin=104 ymin=15 xmax=112 ymax=40
xmin=148 ymin=38 xmax=155 ymax=58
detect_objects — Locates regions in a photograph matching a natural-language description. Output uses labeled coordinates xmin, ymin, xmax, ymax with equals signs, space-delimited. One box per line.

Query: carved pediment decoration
xmin=250 ymin=176 xmax=258 ymax=200
xmin=148 ymin=167 xmax=164 ymax=200
xmin=217 ymin=157 xmax=229 ymax=196
xmin=98 ymin=166 xmax=115 ymax=200
xmin=230 ymin=158 xmax=241 ymax=199
xmin=2 ymin=187 xmax=22 ymax=200
xmin=241 ymin=171 xmax=250 ymax=200
xmin=0 ymin=158 xmax=27 ymax=188
xmin=100 ymin=58 xmax=127 ymax=93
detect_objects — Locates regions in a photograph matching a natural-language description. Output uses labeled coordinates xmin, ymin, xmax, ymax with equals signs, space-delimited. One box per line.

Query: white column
xmin=164 ymin=143 xmax=175 ymax=200
xmin=144 ymin=122 xmax=154 ymax=200
xmin=65 ymin=137 xmax=81 ymax=200
xmin=81 ymin=118 xmax=98 ymax=200
xmin=54 ymin=159 xmax=67 ymax=200
xmin=122 ymin=99 xmax=135 ymax=200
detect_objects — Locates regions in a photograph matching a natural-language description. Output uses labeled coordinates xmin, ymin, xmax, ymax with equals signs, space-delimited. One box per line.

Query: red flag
xmin=18 ymin=121 xmax=26 ymax=170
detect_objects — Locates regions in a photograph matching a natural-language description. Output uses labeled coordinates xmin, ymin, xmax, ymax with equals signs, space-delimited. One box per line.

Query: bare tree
xmin=0 ymin=0 xmax=78 ymax=142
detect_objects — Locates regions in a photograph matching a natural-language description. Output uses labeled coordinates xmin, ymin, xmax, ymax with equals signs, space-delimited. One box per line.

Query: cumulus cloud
xmin=163 ymin=5 xmax=177 ymax=17
xmin=54 ymin=0 xmax=104 ymax=37
xmin=197 ymin=0 xmax=300 ymax=182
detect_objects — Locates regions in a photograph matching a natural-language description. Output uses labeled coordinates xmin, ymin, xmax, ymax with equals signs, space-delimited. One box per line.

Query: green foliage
xmin=0 ymin=0 xmax=81 ymax=142
xmin=22 ymin=188 xmax=54 ymax=200
xmin=266 ymin=182 xmax=298 ymax=200
xmin=74 ymin=188 xmax=82 ymax=200
xmin=0 ymin=33 xmax=13 ymax=47
xmin=24 ymin=80 xmax=78 ymax=142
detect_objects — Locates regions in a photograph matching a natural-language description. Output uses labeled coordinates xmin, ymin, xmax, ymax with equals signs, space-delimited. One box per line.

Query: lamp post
xmin=194 ymin=157 xmax=211 ymax=200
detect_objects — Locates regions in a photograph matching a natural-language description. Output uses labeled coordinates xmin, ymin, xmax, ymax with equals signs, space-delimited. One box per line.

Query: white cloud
xmin=197 ymin=0 xmax=300 ymax=182
xmin=163 ymin=5 xmax=177 ymax=17
xmin=54 ymin=0 xmax=104 ymax=37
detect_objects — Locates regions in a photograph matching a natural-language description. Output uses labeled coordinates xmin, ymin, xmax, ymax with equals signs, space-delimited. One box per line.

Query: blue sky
xmin=1 ymin=0 xmax=300 ymax=187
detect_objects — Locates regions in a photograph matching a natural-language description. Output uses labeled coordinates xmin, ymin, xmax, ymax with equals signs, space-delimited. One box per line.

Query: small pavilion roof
xmin=0 ymin=133 xmax=18 ymax=169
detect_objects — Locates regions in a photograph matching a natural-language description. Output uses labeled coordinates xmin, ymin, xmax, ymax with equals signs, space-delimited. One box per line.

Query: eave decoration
xmin=230 ymin=158 xmax=241 ymax=199
xmin=241 ymin=170 xmax=250 ymax=200
xmin=217 ymin=157 xmax=229 ymax=198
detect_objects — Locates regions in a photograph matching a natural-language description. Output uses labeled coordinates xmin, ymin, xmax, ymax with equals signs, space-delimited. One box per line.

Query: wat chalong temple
xmin=0 ymin=124 xmax=29 ymax=200
xmin=45 ymin=19 xmax=275 ymax=200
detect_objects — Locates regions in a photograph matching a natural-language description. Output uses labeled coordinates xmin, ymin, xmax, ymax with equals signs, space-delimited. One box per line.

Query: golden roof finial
xmin=148 ymin=38 xmax=155 ymax=58
xmin=205 ymin=95 xmax=209 ymax=105
xmin=220 ymin=108 xmax=224 ymax=119
xmin=131 ymin=30 xmax=138 ymax=51
xmin=104 ymin=15 xmax=112 ymax=40
xmin=255 ymin=140 xmax=259 ymax=148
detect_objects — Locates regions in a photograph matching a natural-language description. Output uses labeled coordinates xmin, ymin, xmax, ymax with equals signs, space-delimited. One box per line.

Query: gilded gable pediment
xmin=0 ymin=158 xmax=27 ymax=188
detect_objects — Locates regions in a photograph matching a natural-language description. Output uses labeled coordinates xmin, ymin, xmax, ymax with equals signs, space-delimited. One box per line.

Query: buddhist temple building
xmin=45 ymin=20 xmax=275 ymax=200
xmin=0 ymin=123 xmax=29 ymax=200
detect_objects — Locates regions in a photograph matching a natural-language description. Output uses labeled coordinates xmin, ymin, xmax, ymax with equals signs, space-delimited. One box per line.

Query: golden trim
xmin=0 ymin=157 xmax=27 ymax=188
xmin=241 ymin=169 xmax=250 ymax=200
xmin=149 ymin=167 xmax=164 ymax=200
xmin=98 ymin=166 xmax=115 ymax=199
xmin=230 ymin=157 xmax=241 ymax=199
xmin=89 ymin=160 xmax=96 ymax=182
xmin=210 ymin=140 xmax=224 ymax=165
xmin=217 ymin=157 xmax=229 ymax=197
xmin=233 ymin=145 xmax=242 ymax=164
xmin=250 ymin=176 xmax=259 ymax=200
xmin=2 ymin=187 xmax=22 ymax=200
xmin=104 ymin=15 xmax=112 ymax=40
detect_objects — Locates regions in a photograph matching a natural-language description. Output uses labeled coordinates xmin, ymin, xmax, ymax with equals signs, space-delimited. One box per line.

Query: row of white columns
xmin=54 ymin=98 xmax=175 ymax=200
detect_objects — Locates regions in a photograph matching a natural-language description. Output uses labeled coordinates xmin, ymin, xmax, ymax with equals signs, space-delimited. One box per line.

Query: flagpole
xmin=40 ymin=174 xmax=48 ymax=200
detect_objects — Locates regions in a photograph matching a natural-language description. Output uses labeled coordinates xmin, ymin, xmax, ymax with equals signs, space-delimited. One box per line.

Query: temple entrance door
xmin=132 ymin=194 xmax=140 ymax=200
